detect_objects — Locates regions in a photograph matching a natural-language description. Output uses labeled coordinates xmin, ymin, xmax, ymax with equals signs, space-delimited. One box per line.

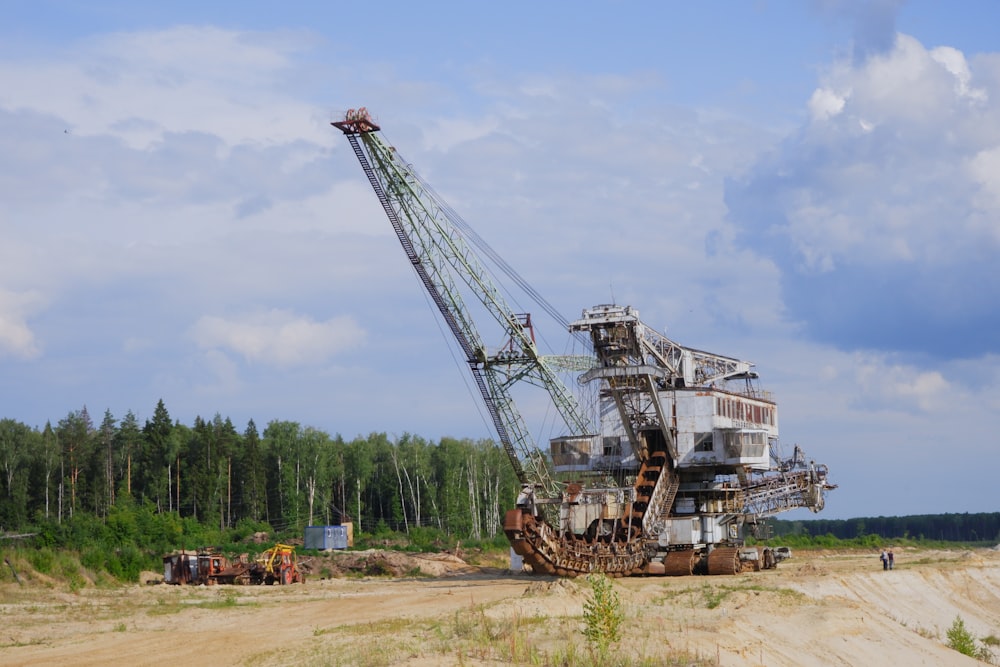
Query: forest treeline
xmin=772 ymin=513 xmax=1000 ymax=544
xmin=2 ymin=400 xmax=995 ymax=551
xmin=0 ymin=400 xmax=520 ymax=543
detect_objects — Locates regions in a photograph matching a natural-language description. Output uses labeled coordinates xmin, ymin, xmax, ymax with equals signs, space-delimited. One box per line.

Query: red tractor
xmin=254 ymin=544 xmax=305 ymax=585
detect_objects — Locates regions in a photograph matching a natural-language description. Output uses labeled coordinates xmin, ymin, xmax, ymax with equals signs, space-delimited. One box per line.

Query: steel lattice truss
xmin=334 ymin=109 xmax=592 ymax=495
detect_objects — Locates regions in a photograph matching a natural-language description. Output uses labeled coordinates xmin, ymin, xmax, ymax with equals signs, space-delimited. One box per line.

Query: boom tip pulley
xmin=332 ymin=107 xmax=380 ymax=135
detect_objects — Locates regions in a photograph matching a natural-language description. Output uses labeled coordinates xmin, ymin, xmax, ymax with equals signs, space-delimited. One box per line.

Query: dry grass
xmin=5 ymin=547 xmax=999 ymax=667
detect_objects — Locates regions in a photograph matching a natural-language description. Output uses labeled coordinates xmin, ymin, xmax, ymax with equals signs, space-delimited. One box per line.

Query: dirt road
xmin=2 ymin=547 xmax=998 ymax=666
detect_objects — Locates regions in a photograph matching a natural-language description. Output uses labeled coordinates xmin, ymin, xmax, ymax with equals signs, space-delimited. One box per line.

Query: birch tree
xmin=37 ymin=422 xmax=60 ymax=519
xmin=301 ymin=427 xmax=332 ymax=528
xmin=0 ymin=418 xmax=31 ymax=526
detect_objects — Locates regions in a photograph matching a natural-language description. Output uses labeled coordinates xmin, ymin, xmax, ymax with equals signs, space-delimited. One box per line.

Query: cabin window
xmin=694 ymin=432 xmax=713 ymax=452
xmin=723 ymin=430 xmax=767 ymax=459
xmin=603 ymin=436 xmax=622 ymax=457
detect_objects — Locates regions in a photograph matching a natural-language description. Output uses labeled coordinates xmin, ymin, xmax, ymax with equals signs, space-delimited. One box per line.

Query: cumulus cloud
xmin=969 ymin=144 xmax=1000 ymax=212
xmin=191 ymin=309 xmax=365 ymax=367
xmin=0 ymin=25 xmax=323 ymax=150
xmin=0 ymin=289 xmax=43 ymax=360
xmin=851 ymin=352 xmax=951 ymax=413
xmin=725 ymin=32 xmax=1000 ymax=359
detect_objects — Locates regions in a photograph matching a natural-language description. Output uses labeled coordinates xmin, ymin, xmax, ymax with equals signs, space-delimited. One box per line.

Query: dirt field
xmin=2 ymin=546 xmax=999 ymax=666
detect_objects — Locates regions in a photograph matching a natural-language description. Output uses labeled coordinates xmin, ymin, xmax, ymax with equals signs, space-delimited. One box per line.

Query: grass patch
xmin=147 ymin=597 xmax=183 ymax=616
xmin=656 ymin=581 xmax=805 ymax=611
xmin=195 ymin=590 xmax=246 ymax=609
xmin=703 ymin=584 xmax=726 ymax=610
xmin=0 ymin=636 xmax=51 ymax=649
xmin=425 ymin=599 xmax=716 ymax=666
xmin=313 ymin=616 xmax=419 ymax=638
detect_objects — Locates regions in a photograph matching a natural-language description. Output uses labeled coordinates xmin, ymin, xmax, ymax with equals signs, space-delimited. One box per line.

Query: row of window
xmin=693 ymin=430 xmax=767 ymax=456
xmin=724 ymin=430 xmax=767 ymax=459
xmin=716 ymin=396 xmax=774 ymax=426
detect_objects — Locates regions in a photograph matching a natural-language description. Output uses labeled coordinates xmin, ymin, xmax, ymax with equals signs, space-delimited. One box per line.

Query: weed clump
xmin=582 ymin=574 xmax=625 ymax=654
xmin=946 ymin=615 xmax=994 ymax=662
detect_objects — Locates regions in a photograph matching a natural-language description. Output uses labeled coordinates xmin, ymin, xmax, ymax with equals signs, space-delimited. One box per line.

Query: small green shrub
xmin=198 ymin=590 xmax=239 ymax=609
xmin=945 ymin=615 xmax=993 ymax=661
xmin=26 ymin=547 xmax=55 ymax=574
xmin=703 ymin=584 xmax=725 ymax=609
xmin=81 ymin=546 xmax=105 ymax=572
xmin=67 ymin=573 xmax=86 ymax=593
xmin=582 ymin=574 xmax=625 ymax=653
xmin=364 ymin=560 xmax=391 ymax=577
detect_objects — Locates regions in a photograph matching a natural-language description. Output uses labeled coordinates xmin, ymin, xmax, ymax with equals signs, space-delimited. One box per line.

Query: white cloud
xmin=968 ymin=145 xmax=1000 ymax=213
xmin=0 ymin=26 xmax=324 ymax=150
xmin=192 ymin=348 xmax=244 ymax=397
xmin=191 ymin=309 xmax=365 ymax=367
xmin=422 ymin=116 xmax=501 ymax=153
xmin=852 ymin=352 xmax=951 ymax=413
xmin=727 ymin=31 xmax=1000 ymax=359
xmin=806 ymin=34 xmax=987 ymax=135
xmin=808 ymin=87 xmax=847 ymax=121
xmin=0 ymin=289 xmax=43 ymax=360
xmin=929 ymin=45 xmax=987 ymax=103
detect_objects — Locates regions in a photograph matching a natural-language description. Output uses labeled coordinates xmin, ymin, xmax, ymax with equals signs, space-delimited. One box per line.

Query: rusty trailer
xmin=162 ymin=550 xmax=230 ymax=585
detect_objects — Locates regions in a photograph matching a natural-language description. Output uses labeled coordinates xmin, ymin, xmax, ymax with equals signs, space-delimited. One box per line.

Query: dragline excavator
xmin=333 ymin=108 xmax=835 ymax=577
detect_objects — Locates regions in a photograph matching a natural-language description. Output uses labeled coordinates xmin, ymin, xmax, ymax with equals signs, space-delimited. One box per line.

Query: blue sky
xmin=3 ymin=0 xmax=999 ymax=521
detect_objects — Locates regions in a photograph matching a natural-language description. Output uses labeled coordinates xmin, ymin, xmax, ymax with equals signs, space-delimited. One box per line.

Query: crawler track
xmin=504 ymin=510 xmax=647 ymax=577
xmin=662 ymin=549 xmax=698 ymax=576
xmin=707 ymin=546 xmax=740 ymax=575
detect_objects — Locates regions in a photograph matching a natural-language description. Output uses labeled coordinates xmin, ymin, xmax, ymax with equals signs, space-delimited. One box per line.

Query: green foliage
xmin=406 ymin=526 xmax=441 ymax=551
xmin=230 ymin=517 xmax=271 ymax=543
xmin=946 ymin=616 xmax=978 ymax=657
xmin=14 ymin=400 xmax=998 ymax=595
xmin=80 ymin=545 xmax=105 ymax=571
xmin=2 ymin=396 xmax=997 ymax=581
xmin=2 ymin=406 xmax=528 ymax=584
xmin=106 ymin=544 xmax=146 ymax=581
xmin=702 ymin=584 xmax=725 ymax=609
xmin=945 ymin=615 xmax=994 ymax=662
xmin=751 ymin=529 xmax=982 ymax=552
xmin=771 ymin=512 xmax=1000 ymax=544
xmin=26 ymin=547 xmax=56 ymax=574
xmin=16 ymin=502 xmax=282 ymax=584
xmin=582 ymin=574 xmax=625 ymax=653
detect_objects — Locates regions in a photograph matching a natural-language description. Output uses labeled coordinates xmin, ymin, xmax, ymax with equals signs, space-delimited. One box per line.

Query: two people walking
xmin=880 ymin=548 xmax=894 ymax=570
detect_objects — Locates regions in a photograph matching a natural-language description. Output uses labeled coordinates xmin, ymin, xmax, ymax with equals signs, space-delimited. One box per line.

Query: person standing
xmin=888 ymin=549 xmax=894 ymax=570
xmin=880 ymin=549 xmax=888 ymax=570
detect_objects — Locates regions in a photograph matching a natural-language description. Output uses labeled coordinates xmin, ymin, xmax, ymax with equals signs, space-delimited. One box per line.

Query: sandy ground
xmin=2 ymin=547 xmax=999 ymax=666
